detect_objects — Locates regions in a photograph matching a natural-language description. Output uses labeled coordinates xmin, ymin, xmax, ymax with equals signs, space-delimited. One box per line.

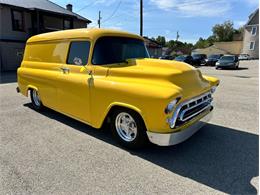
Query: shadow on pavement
xmin=0 ymin=71 xmax=17 ymax=84
xmin=218 ymin=67 xmax=249 ymax=71
xmin=24 ymin=103 xmax=259 ymax=195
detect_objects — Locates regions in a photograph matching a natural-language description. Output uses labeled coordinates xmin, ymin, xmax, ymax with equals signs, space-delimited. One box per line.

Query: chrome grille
xmin=178 ymin=93 xmax=212 ymax=122
xmin=169 ymin=92 xmax=213 ymax=128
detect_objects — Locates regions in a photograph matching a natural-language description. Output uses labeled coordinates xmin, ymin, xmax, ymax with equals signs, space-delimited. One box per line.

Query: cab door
xmin=57 ymin=40 xmax=92 ymax=123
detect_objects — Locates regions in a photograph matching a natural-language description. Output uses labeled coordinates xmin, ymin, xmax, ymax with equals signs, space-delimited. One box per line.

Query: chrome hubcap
xmin=32 ymin=90 xmax=41 ymax=107
xmin=115 ymin=112 xmax=137 ymax=142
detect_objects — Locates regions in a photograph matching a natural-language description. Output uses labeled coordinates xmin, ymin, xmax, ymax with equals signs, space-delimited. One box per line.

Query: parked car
xmin=238 ymin=54 xmax=250 ymax=60
xmin=174 ymin=55 xmax=195 ymax=65
xmin=192 ymin=54 xmax=207 ymax=66
xmin=205 ymin=54 xmax=223 ymax=66
xmin=216 ymin=55 xmax=239 ymax=69
xmin=17 ymin=29 xmax=219 ymax=148
xmin=159 ymin=55 xmax=174 ymax=60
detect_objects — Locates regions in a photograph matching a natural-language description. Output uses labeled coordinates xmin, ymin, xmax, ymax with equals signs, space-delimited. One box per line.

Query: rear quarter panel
xmin=18 ymin=41 xmax=70 ymax=108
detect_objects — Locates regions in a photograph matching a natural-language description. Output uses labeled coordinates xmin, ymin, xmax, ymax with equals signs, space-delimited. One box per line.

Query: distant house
xmin=0 ymin=0 xmax=91 ymax=72
xmin=242 ymin=9 xmax=259 ymax=59
xmin=143 ymin=37 xmax=162 ymax=58
xmin=192 ymin=41 xmax=243 ymax=56
xmin=162 ymin=47 xmax=171 ymax=56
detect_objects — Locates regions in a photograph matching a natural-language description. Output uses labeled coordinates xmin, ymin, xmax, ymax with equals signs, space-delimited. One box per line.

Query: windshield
xmin=192 ymin=54 xmax=204 ymax=59
xmin=208 ymin=55 xmax=220 ymax=59
xmin=175 ymin=56 xmax=185 ymax=60
xmin=92 ymin=36 xmax=149 ymax=65
xmin=220 ymin=56 xmax=235 ymax=61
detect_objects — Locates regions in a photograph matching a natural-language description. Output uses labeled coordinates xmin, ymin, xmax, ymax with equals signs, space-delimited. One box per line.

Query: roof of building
xmin=0 ymin=0 xmax=91 ymax=23
xmin=246 ymin=8 xmax=259 ymax=26
xmin=27 ymin=28 xmax=143 ymax=43
xmin=192 ymin=41 xmax=243 ymax=55
xmin=143 ymin=37 xmax=162 ymax=48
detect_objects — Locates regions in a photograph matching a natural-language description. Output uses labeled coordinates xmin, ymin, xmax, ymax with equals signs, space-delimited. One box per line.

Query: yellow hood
xmin=107 ymin=58 xmax=212 ymax=100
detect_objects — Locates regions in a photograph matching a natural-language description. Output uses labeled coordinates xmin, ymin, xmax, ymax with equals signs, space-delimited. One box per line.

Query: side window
xmin=251 ymin=26 xmax=257 ymax=36
xmin=11 ymin=9 xmax=24 ymax=31
xmin=249 ymin=41 xmax=255 ymax=50
xmin=64 ymin=19 xmax=73 ymax=30
xmin=67 ymin=41 xmax=90 ymax=65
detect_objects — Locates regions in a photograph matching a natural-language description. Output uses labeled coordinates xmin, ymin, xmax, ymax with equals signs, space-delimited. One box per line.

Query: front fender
xmin=89 ymin=78 xmax=182 ymax=131
xmin=203 ymin=75 xmax=220 ymax=87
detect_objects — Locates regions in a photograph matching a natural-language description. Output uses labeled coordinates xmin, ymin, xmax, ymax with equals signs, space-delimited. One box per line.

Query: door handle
xmin=60 ymin=67 xmax=70 ymax=73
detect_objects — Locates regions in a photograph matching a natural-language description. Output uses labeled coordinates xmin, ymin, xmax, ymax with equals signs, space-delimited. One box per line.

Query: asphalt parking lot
xmin=0 ymin=60 xmax=259 ymax=194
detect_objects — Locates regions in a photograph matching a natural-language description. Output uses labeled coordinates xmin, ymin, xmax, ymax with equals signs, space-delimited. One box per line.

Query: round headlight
xmin=211 ymin=86 xmax=217 ymax=94
xmin=164 ymin=97 xmax=181 ymax=114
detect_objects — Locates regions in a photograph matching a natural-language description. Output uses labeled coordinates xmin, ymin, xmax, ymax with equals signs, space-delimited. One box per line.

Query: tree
xmin=212 ymin=20 xmax=234 ymax=42
xmin=194 ymin=37 xmax=212 ymax=49
xmin=234 ymin=26 xmax=244 ymax=35
xmin=156 ymin=36 xmax=166 ymax=47
xmin=207 ymin=35 xmax=216 ymax=45
xmin=166 ymin=40 xmax=194 ymax=55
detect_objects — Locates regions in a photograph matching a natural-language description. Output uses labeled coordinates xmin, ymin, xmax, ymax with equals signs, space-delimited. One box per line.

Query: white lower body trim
xmin=146 ymin=111 xmax=212 ymax=146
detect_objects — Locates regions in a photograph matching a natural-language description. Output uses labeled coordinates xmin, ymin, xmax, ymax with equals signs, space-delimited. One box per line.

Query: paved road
xmin=0 ymin=60 xmax=258 ymax=194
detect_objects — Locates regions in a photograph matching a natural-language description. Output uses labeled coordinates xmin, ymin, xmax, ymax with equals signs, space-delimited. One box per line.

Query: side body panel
xmin=57 ymin=64 xmax=92 ymax=123
xmin=18 ymin=40 xmax=69 ymax=109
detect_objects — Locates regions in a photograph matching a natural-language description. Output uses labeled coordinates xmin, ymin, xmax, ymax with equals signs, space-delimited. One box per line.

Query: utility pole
xmin=176 ymin=31 xmax=180 ymax=41
xmin=98 ymin=11 xmax=101 ymax=28
xmin=140 ymin=0 xmax=143 ymax=36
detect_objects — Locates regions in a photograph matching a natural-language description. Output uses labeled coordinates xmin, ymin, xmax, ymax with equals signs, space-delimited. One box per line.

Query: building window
xmin=67 ymin=41 xmax=90 ymax=65
xmin=11 ymin=10 xmax=24 ymax=31
xmin=64 ymin=19 xmax=72 ymax=29
xmin=249 ymin=41 xmax=255 ymax=50
xmin=251 ymin=26 xmax=257 ymax=36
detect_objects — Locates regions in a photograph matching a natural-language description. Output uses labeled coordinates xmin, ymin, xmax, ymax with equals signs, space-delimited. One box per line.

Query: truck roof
xmin=27 ymin=28 xmax=143 ymax=43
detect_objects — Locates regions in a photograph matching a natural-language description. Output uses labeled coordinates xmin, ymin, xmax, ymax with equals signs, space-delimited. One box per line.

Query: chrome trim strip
xmin=168 ymin=91 xmax=211 ymax=128
xmin=147 ymin=110 xmax=212 ymax=146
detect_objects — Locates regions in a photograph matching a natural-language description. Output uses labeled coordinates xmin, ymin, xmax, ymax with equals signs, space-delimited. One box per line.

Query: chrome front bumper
xmin=146 ymin=111 xmax=212 ymax=146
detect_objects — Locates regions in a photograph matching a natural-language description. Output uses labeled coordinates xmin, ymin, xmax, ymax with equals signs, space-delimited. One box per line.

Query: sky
xmin=52 ymin=0 xmax=259 ymax=44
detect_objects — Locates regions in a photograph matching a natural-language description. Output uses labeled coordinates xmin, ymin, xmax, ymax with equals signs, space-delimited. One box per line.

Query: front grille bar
xmin=179 ymin=97 xmax=212 ymax=121
xmin=169 ymin=91 xmax=212 ymax=129
xmin=179 ymin=103 xmax=212 ymax=121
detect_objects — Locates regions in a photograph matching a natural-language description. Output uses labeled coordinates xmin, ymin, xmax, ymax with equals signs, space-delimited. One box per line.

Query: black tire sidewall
xmin=30 ymin=89 xmax=43 ymax=110
xmin=110 ymin=109 xmax=148 ymax=149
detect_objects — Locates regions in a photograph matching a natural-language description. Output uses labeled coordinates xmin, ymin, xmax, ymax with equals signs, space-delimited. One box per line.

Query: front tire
xmin=30 ymin=89 xmax=44 ymax=111
xmin=110 ymin=109 xmax=148 ymax=149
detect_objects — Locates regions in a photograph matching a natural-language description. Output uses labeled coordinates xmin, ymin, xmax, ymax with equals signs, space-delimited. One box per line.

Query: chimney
xmin=66 ymin=4 xmax=72 ymax=12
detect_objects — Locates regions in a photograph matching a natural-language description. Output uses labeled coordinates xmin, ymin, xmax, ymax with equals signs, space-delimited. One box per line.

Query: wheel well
xmin=101 ymin=105 xmax=146 ymax=129
xmin=27 ymin=88 xmax=33 ymax=96
xmin=27 ymin=87 xmax=37 ymax=96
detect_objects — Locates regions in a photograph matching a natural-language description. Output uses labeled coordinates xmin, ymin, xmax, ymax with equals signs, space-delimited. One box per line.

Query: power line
xmin=102 ymin=0 xmax=122 ymax=23
xmin=77 ymin=0 xmax=96 ymax=12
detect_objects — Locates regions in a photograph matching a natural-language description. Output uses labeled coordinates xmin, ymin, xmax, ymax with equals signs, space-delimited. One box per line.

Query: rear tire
xmin=110 ymin=108 xmax=148 ymax=149
xmin=30 ymin=89 xmax=44 ymax=111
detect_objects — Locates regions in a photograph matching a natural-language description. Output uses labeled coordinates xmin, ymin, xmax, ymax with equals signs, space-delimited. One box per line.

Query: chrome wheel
xmin=32 ymin=90 xmax=41 ymax=107
xmin=115 ymin=112 xmax=138 ymax=142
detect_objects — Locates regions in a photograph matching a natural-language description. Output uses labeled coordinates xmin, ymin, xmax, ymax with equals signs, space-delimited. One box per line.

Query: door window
xmin=67 ymin=41 xmax=90 ymax=65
